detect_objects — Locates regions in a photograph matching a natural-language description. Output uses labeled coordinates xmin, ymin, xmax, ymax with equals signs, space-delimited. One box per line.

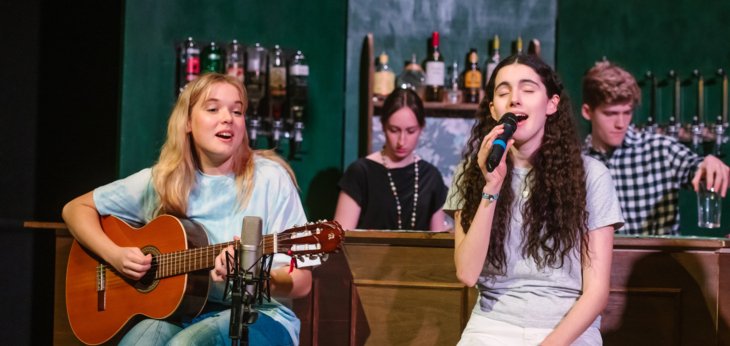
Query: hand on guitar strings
xmin=112 ymin=246 xmax=152 ymax=280
xmin=211 ymin=235 xmax=239 ymax=282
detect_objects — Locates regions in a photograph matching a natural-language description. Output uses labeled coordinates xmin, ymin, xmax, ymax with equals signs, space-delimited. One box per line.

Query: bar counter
xmin=316 ymin=230 xmax=730 ymax=346
xmin=30 ymin=222 xmax=730 ymax=345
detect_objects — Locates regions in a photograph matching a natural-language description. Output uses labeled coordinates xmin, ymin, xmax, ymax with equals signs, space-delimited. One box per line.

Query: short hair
xmin=582 ymin=61 xmax=641 ymax=109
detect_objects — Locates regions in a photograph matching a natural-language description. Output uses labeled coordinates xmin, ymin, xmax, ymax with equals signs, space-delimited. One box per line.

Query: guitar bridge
xmin=97 ymin=264 xmax=106 ymax=311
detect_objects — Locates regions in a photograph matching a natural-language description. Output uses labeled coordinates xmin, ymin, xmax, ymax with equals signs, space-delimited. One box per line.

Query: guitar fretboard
xmin=100 ymin=221 xmax=340 ymax=279
xmin=154 ymin=240 xmax=237 ymax=279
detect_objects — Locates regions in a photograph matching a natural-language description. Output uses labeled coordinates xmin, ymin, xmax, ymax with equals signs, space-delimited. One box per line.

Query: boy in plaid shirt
xmin=581 ymin=61 xmax=729 ymax=235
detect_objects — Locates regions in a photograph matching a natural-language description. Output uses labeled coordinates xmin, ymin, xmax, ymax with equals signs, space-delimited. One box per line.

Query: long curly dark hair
xmin=453 ymin=54 xmax=589 ymax=273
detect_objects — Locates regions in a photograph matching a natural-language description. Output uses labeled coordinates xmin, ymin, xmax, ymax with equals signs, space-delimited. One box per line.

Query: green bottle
xmin=201 ymin=41 xmax=223 ymax=74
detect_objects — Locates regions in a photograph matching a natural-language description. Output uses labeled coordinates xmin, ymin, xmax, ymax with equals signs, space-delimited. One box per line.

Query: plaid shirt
xmin=583 ymin=126 xmax=702 ymax=235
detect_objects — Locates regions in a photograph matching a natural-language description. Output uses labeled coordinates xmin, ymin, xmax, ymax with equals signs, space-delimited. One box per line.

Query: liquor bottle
xmin=512 ymin=35 xmax=523 ymax=55
xmin=176 ymin=37 xmax=200 ymax=94
xmin=245 ymin=43 xmax=267 ymax=117
xmin=423 ymin=31 xmax=445 ymax=102
xmin=396 ymin=54 xmax=426 ymax=99
xmin=201 ymin=41 xmax=223 ymax=74
xmin=484 ymin=35 xmax=500 ymax=88
xmin=288 ymin=50 xmax=309 ymax=158
xmin=225 ymin=40 xmax=244 ymax=85
xmin=268 ymin=44 xmax=287 ymax=120
xmin=462 ymin=48 xmax=481 ymax=104
xmin=288 ymin=50 xmax=309 ymax=122
xmin=373 ymin=52 xmax=395 ymax=101
xmin=527 ymin=39 xmax=541 ymax=57
xmin=446 ymin=61 xmax=461 ymax=104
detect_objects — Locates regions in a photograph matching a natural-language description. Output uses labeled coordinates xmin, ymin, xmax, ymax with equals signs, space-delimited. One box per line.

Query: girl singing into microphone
xmin=445 ymin=54 xmax=624 ymax=345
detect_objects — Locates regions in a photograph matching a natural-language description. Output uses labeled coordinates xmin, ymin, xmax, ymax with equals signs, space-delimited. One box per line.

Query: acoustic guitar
xmin=65 ymin=214 xmax=343 ymax=345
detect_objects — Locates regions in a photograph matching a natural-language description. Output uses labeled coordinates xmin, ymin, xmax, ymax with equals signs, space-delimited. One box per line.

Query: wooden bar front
xmin=33 ymin=223 xmax=730 ymax=345
xmin=311 ymin=231 xmax=730 ymax=345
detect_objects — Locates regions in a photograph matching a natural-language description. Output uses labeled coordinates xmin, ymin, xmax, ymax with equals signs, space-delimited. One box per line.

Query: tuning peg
xmin=319 ymin=253 xmax=329 ymax=262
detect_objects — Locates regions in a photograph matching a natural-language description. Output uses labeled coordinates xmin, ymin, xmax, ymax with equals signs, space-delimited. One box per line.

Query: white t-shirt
xmin=445 ymin=156 xmax=624 ymax=330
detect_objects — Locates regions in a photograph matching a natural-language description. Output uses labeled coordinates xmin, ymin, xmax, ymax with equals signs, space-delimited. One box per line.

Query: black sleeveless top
xmin=338 ymin=158 xmax=447 ymax=230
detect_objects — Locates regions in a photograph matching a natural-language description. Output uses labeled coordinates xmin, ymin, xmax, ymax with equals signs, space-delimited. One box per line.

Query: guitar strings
xmin=99 ymin=226 xmax=340 ymax=282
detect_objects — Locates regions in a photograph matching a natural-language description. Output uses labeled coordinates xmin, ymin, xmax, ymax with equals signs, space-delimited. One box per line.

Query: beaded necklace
xmin=380 ymin=150 xmax=419 ymax=229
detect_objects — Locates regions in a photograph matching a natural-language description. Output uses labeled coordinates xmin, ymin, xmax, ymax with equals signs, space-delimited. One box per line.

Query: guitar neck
xmin=154 ymin=233 xmax=281 ymax=279
xmin=154 ymin=240 xmax=236 ymax=279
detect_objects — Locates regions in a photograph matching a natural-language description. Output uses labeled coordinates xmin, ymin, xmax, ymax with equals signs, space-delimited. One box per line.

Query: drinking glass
xmin=697 ymin=183 xmax=722 ymax=228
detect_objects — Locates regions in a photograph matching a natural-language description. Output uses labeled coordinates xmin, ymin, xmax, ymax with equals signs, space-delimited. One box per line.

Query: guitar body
xmin=65 ymin=214 xmax=344 ymax=345
xmin=66 ymin=215 xmax=211 ymax=345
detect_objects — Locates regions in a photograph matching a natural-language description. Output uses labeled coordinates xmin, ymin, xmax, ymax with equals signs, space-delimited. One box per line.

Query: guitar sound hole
xmin=134 ymin=246 xmax=161 ymax=293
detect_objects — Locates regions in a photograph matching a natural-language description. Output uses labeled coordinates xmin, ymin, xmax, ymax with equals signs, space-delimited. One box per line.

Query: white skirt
xmin=457 ymin=312 xmax=602 ymax=346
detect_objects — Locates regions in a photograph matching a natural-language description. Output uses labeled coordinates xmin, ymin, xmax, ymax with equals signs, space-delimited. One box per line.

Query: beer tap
xmin=665 ymin=70 xmax=682 ymax=140
xmin=711 ymin=68 xmax=728 ymax=157
xmin=644 ymin=71 xmax=659 ymax=134
xmin=690 ymin=69 xmax=705 ymax=154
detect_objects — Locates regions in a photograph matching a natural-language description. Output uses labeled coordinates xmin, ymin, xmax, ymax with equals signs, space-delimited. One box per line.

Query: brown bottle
xmin=462 ymin=48 xmax=481 ymax=103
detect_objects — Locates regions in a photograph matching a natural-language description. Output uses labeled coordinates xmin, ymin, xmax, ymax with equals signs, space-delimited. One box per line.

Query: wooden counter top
xmin=344 ymin=229 xmax=730 ymax=249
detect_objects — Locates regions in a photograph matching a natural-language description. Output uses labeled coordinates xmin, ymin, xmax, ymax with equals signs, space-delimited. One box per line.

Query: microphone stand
xmin=224 ymin=248 xmax=273 ymax=346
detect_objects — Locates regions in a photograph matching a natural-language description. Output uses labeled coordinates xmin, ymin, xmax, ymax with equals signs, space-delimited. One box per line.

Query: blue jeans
xmin=119 ymin=309 xmax=295 ymax=346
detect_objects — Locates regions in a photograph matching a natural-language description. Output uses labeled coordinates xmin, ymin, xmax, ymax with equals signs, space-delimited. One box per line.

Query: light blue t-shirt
xmin=93 ymin=155 xmax=307 ymax=344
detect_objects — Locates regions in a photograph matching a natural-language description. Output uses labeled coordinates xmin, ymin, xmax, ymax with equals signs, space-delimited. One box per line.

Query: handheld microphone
xmin=240 ymin=216 xmax=263 ymax=299
xmin=486 ymin=113 xmax=519 ymax=172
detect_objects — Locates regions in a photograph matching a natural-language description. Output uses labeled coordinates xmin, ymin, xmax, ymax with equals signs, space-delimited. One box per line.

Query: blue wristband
xmin=481 ymin=192 xmax=499 ymax=201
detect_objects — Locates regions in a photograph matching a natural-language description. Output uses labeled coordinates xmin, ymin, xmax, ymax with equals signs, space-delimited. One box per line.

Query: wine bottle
xmin=484 ymin=35 xmax=500 ymax=88
xmin=462 ymin=48 xmax=481 ymax=104
xmin=423 ymin=31 xmax=445 ymax=102
xmin=373 ymin=52 xmax=396 ymax=101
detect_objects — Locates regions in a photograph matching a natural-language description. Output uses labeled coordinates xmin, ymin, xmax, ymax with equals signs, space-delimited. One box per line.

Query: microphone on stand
xmin=486 ymin=113 xmax=519 ymax=172
xmin=240 ymin=216 xmax=263 ymax=299
xmin=230 ymin=216 xmax=263 ymax=346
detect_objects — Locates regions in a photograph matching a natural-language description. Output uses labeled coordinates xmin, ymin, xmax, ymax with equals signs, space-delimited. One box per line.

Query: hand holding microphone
xmin=486 ymin=113 xmax=520 ymax=172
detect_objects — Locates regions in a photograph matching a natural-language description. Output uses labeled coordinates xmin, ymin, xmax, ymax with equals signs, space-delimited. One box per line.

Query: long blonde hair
xmin=152 ymin=73 xmax=298 ymax=217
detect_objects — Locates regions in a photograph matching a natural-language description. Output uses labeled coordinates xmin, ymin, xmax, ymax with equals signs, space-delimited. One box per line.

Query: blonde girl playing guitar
xmin=63 ymin=73 xmax=311 ymax=345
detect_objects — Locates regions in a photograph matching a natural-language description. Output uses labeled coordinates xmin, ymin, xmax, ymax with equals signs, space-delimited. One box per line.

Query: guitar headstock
xmin=273 ymin=220 xmax=345 ymax=260
xmin=274 ymin=220 xmax=344 ymax=258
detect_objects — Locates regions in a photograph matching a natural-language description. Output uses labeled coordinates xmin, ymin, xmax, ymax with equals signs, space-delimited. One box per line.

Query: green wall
xmin=344 ymin=0 xmax=558 ymax=166
xmin=557 ymin=0 xmax=730 ymax=236
xmin=120 ymin=0 xmax=730 ymax=235
xmin=120 ymin=0 xmax=347 ymax=220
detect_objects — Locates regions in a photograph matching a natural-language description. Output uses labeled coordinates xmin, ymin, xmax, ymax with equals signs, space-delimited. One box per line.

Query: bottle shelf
xmin=373 ymin=100 xmax=478 ymax=118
